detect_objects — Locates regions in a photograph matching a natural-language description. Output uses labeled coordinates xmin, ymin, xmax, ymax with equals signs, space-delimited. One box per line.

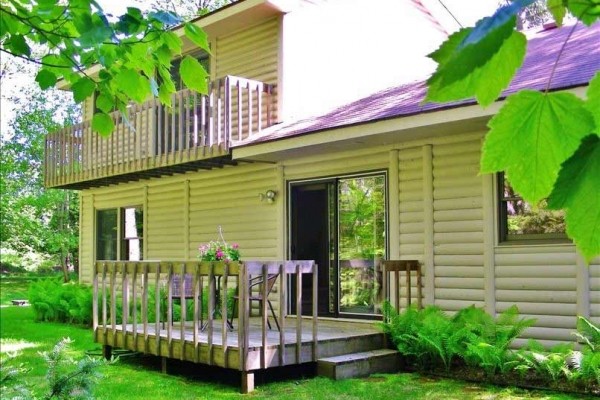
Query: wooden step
xmin=317 ymin=332 xmax=385 ymax=359
xmin=317 ymin=348 xmax=401 ymax=380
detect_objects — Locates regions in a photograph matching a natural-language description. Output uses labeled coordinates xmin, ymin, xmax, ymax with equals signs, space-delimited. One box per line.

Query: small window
xmin=498 ymin=173 xmax=566 ymax=242
xmin=96 ymin=206 xmax=143 ymax=261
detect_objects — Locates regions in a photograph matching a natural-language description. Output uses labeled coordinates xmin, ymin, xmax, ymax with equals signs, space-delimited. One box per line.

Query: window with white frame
xmin=96 ymin=206 xmax=143 ymax=260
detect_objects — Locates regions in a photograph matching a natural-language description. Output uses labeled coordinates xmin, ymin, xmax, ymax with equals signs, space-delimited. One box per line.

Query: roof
xmin=237 ymin=21 xmax=600 ymax=147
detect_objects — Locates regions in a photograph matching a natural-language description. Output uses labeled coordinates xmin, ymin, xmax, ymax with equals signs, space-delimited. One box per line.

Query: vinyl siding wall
xmin=79 ymin=130 xmax=600 ymax=344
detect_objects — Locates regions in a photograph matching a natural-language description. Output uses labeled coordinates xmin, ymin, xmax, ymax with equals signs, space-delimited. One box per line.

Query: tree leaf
xmin=427 ymin=27 xmax=526 ymax=107
xmin=162 ymin=31 xmax=182 ymax=54
xmin=585 ymin=72 xmax=600 ymax=130
xmin=547 ymin=135 xmax=600 ymax=261
xmin=184 ymin=23 xmax=210 ymax=53
xmin=148 ymin=11 xmax=181 ymax=26
xmin=71 ymin=77 xmax=96 ymax=103
xmin=548 ymin=0 xmax=567 ymax=26
xmin=460 ymin=0 xmax=534 ymax=48
xmin=567 ymin=0 xmax=600 ymax=26
xmin=481 ymin=90 xmax=595 ymax=203
xmin=94 ymin=92 xmax=114 ymax=113
xmin=437 ymin=17 xmax=517 ymax=89
xmin=91 ymin=112 xmax=114 ymax=137
xmin=35 ymin=69 xmax=57 ymax=90
xmin=113 ymin=69 xmax=151 ymax=103
xmin=7 ymin=34 xmax=31 ymax=57
xmin=179 ymin=56 xmax=209 ymax=94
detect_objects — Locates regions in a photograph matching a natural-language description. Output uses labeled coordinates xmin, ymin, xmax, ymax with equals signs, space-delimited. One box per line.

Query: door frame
xmin=286 ymin=170 xmax=389 ymax=319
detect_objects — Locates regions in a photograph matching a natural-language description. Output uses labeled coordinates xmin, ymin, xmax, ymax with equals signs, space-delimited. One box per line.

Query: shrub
xmin=382 ymin=303 xmax=535 ymax=374
xmin=1 ymin=338 xmax=105 ymax=399
xmin=28 ymin=278 xmax=93 ymax=325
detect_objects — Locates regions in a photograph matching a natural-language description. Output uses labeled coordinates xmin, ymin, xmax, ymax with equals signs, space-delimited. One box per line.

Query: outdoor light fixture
xmin=259 ymin=190 xmax=277 ymax=203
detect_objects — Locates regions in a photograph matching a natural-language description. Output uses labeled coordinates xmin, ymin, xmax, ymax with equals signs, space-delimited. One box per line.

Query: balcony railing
xmin=45 ymin=76 xmax=275 ymax=189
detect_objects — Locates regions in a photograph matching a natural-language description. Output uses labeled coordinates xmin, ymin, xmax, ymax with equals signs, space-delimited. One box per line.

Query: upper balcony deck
xmin=45 ymin=76 xmax=275 ymax=190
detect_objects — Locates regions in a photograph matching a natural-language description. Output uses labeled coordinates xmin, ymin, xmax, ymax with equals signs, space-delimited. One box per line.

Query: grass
xmin=1 ymin=276 xmax=595 ymax=399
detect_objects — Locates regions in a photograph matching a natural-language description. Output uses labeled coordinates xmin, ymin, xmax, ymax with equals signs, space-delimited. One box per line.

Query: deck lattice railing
xmin=92 ymin=260 xmax=317 ymax=372
xmin=45 ymin=76 xmax=275 ymax=188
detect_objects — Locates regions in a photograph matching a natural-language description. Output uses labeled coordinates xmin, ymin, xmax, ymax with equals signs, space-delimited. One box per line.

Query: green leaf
xmin=91 ymin=112 xmax=114 ymax=137
xmin=481 ymin=90 xmax=595 ymax=203
xmin=427 ymin=28 xmax=526 ymax=107
xmin=113 ymin=69 xmax=151 ymax=103
xmin=567 ymin=0 xmax=600 ymax=26
xmin=71 ymin=77 xmax=96 ymax=103
xmin=548 ymin=0 xmax=567 ymax=25
xmin=547 ymin=135 xmax=600 ymax=261
xmin=460 ymin=0 xmax=534 ymax=47
xmin=35 ymin=69 xmax=57 ymax=90
xmin=162 ymin=31 xmax=182 ymax=54
xmin=184 ymin=23 xmax=210 ymax=53
xmin=94 ymin=92 xmax=114 ymax=114
xmin=179 ymin=56 xmax=209 ymax=94
xmin=585 ymin=72 xmax=600 ymax=130
xmin=7 ymin=34 xmax=31 ymax=57
xmin=433 ymin=17 xmax=516 ymax=91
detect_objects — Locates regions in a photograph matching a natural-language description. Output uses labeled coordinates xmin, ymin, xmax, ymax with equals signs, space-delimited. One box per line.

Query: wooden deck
xmin=45 ymin=76 xmax=275 ymax=189
xmin=91 ymin=260 xmax=407 ymax=392
xmin=96 ymin=317 xmax=383 ymax=371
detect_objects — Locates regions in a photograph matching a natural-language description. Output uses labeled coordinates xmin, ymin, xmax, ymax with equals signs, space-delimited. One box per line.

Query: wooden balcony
xmin=45 ymin=76 xmax=275 ymax=190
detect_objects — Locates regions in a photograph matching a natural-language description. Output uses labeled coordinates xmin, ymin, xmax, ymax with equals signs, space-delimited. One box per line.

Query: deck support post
xmin=102 ymin=345 xmax=112 ymax=360
xmin=241 ymin=371 xmax=254 ymax=393
xmin=161 ymin=357 xmax=168 ymax=374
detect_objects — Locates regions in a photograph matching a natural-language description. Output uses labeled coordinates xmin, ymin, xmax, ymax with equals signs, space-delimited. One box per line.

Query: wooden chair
xmin=228 ymin=273 xmax=280 ymax=331
xmin=381 ymin=260 xmax=422 ymax=311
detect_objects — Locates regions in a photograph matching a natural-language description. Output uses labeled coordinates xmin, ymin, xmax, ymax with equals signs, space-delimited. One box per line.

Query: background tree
xmin=1 ymin=0 xmax=211 ymax=136
xmin=142 ymin=0 xmax=237 ymax=18
xmin=0 ymin=87 xmax=79 ymax=280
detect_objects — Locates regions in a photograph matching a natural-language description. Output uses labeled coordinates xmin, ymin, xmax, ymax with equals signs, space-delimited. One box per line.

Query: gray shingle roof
xmin=237 ymin=21 xmax=599 ymax=147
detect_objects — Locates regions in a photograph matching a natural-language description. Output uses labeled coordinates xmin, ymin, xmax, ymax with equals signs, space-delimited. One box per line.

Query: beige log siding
xmin=495 ymin=246 xmax=578 ymax=345
xmin=590 ymin=259 xmax=600 ymax=324
xmin=397 ymin=147 xmax=425 ymax=307
xmin=215 ymin=17 xmax=279 ymax=140
xmin=79 ymin=193 xmax=94 ymax=283
xmin=147 ymin=182 xmax=186 ymax=260
xmin=188 ymin=164 xmax=279 ymax=260
xmin=432 ymin=137 xmax=485 ymax=311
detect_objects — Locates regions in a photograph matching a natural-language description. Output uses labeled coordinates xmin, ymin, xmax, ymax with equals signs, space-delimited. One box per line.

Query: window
xmin=497 ymin=173 xmax=566 ymax=242
xmin=96 ymin=206 xmax=143 ymax=261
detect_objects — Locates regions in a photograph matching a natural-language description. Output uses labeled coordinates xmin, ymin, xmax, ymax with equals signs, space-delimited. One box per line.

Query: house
xmin=44 ymin=0 xmax=600 ymax=391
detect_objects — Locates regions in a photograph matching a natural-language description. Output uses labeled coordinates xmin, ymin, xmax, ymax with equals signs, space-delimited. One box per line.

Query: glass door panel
xmin=338 ymin=175 xmax=386 ymax=315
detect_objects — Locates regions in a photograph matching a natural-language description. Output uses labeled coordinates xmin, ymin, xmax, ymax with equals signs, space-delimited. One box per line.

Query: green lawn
xmin=0 ymin=276 xmax=594 ymax=399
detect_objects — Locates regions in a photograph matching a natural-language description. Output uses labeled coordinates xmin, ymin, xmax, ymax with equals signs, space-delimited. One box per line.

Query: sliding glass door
xmin=338 ymin=175 xmax=386 ymax=315
xmin=289 ymin=172 xmax=387 ymax=317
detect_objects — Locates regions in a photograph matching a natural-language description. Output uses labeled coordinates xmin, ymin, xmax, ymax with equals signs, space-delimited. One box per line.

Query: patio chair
xmin=228 ymin=273 xmax=280 ymax=331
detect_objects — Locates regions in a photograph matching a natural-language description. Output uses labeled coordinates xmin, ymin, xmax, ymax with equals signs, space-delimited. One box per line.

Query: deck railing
xmin=92 ymin=260 xmax=317 ymax=373
xmin=45 ymin=76 xmax=275 ymax=188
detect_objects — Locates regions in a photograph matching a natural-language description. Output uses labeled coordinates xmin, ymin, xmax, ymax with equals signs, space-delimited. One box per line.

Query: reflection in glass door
xmin=338 ymin=174 xmax=386 ymax=315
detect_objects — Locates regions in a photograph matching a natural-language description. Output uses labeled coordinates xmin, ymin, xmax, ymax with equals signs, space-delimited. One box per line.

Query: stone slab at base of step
xmin=317 ymin=349 xmax=401 ymax=380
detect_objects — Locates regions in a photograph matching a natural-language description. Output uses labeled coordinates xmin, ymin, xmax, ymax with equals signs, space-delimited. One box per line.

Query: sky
xmin=1 ymin=0 xmax=500 ymax=135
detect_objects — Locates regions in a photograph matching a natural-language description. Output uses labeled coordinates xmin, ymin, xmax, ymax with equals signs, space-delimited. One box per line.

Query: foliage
xmin=425 ymin=0 xmax=600 ymax=260
xmin=383 ymin=303 xmax=600 ymax=390
xmin=0 ymin=0 xmax=212 ymax=136
xmin=382 ymin=304 xmax=535 ymax=373
xmin=1 ymin=338 xmax=105 ymax=400
xmin=143 ymin=0 xmax=237 ymax=19
xmin=0 ymin=89 xmax=79 ymax=278
xmin=28 ymin=278 xmax=93 ymax=326
xmin=198 ymin=241 xmax=240 ymax=262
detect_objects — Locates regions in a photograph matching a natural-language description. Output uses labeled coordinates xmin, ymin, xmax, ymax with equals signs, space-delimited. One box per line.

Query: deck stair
xmin=317 ymin=348 xmax=401 ymax=380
